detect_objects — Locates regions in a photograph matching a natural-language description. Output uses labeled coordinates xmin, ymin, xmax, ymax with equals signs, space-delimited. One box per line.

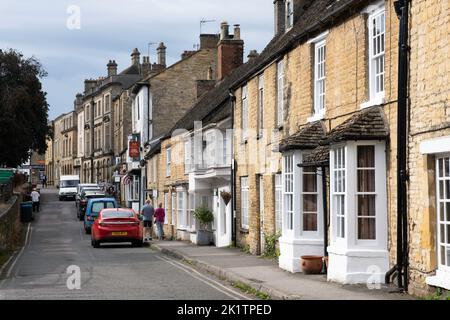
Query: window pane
xmin=357 ymin=146 xmax=375 ymax=167
xmin=358 ymin=195 xmax=376 ymax=217
xmin=303 ymin=194 xmax=317 ymax=212
xmin=303 ymin=173 xmax=317 ymax=192
xmin=358 ymin=170 xmax=376 ymax=192
xmin=303 ymin=213 xmax=317 ymax=232
xmin=441 ymin=246 xmax=446 ymax=266
xmin=358 ymin=218 xmax=376 ymax=240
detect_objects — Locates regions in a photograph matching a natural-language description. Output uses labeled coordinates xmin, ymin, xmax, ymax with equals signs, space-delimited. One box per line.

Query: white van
xmin=58 ymin=175 xmax=80 ymax=201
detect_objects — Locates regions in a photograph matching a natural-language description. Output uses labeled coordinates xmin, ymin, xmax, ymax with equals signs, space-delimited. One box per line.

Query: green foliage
xmin=422 ymin=288 xmax=450 ymax=300
xmin=263 ymin=231 xmax=281 ymax=259
xmin=0 ymin=49 xmax=50 ymax=167
xmin=232 ymin=281 xmax=270 ymax=300
xmin=193 ymin=206 xmax=214 ymax=229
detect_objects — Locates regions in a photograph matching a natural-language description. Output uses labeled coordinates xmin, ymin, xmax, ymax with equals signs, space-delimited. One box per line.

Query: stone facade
xmin=233 ymin=0 xmax=401 ymax=278
xmin=405 ymin=0 xmax=450 ymax=296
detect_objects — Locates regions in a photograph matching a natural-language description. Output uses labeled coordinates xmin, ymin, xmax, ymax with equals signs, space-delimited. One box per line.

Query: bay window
xmin=357 ymin=146 xmax=376 ymax=240
xmin=171 ymin=193 xmax=176 ymax=226
xmin=332 ymin=146 xmax=346 ymax=239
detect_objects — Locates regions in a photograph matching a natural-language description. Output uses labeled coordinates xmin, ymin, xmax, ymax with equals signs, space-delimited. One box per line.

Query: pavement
xmin=0 ymin=187 xmax=251 ymax=300
xmin=151 ymin=241 xmax=414 ymax=300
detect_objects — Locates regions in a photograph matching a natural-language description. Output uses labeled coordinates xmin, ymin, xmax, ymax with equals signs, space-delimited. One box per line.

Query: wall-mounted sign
xmin=128 ymin=134 xmax=141 ymax=160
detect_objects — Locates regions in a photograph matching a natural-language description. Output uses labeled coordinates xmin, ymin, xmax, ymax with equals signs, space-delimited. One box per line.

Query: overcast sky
xmin=0 ymin=0 xmax=274 ymax=120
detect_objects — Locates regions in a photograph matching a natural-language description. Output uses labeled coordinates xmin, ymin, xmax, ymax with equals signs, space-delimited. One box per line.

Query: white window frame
xmin=164 ymin=192 xmax=169 ymax=225
xmin=332 ymin=146 xmax=346 ymax=241
xmin=184 ymin=139 xmax=192 ymax=174
xmin=241 ymin=85 xmax=249 ymax=142
xmin=330 ymin=141 xmax=387 ymax=248
xmin=362 ymin=4 xmax=386 ymax=109
xmin=275 ymin=173 xmax=282 ymax=233
xmin=177 ymin=189 xmax=187 ymax=230
xmin=166 ymin=148 xmax=171 ymax=177
xmin=314 ymin=40 xmax=326 ymax=117
xmin=283 ymin=154 xmax=294 ymax=231
xmin=104 ymin=94 xmax=110 ymax=113
xmin=258 ymin=74 xmax=264 ymax=137
xmin=171 ymin=193 xmax=176 ymax=226
xmin=300 ymin=152 xmax=322 ymax=236
xmin=241 ymin=177 xmax=249 ymax=230
xmin=436 ymin=156 xmax=450 ymax=272
xmin=277 ymin=60 xmax=285 ymax=128
xmin=286 ymin=0 xmax=294 ymax=30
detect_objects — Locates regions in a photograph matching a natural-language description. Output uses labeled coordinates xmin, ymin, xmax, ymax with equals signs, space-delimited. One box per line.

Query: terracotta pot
xmin=300 ymin=256 xmax=323 ymax=274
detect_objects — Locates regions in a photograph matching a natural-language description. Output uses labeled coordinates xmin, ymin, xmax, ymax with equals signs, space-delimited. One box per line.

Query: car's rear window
xmin=102 ymin=211 xmax=134 ymax=219
xmin=91 ymin=201 xmax=115 ymax=214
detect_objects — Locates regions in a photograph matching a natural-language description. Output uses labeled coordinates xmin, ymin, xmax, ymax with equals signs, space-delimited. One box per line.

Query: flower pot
xmin=300 ymin=255 xmax=323 ymax=274
xmin=196 ymin=230 xmax=212 ymax=246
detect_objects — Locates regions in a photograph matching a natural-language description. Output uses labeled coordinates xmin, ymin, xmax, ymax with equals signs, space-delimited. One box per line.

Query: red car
xmin=91 ymin=208 xmax=143 ymax=248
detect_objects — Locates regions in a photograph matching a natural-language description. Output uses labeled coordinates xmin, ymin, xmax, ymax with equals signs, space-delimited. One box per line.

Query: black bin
xmin=20 ymin=201 xmax=33 ymax=223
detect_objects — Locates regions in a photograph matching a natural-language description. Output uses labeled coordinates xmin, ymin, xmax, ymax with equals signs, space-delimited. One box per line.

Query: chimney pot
xmin=247 ymin=50 xmax=259 ymax=60
xmin=131 ymin=48 xmax=140 ymax=66
xmin=220 ymin=21 xmax=230 ymax=40
xmin=157 ymin=42 xmax=167 ymax=67
xmin=233 ymin=24 xmax=241 ymax=40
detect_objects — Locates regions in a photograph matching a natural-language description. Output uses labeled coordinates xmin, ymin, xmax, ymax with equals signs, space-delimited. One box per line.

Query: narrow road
xmin=0 ymin=188 xmax=250 ymax=300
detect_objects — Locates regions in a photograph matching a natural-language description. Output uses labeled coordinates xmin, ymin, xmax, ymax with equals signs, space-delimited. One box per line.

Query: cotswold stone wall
xmin=406 ymin=0 xmax=450 ymax=297
xmin=234 ymin=1 xmax=400 ymax=258
xmin=0 ymin=196 xmax=22 ymax=252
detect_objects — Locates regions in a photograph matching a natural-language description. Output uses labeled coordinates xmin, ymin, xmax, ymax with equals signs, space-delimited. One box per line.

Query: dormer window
xmin=286 ymin=0 xmax=294 ymax=30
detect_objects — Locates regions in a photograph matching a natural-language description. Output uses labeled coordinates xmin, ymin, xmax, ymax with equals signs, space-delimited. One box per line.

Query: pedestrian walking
xmin=31 ymin=188 xmax=40 ymax=213
xmin=141 ymin=200 xmax=155 ymax=241
xmin=42 ymin=175 xmax=47 ymax=188
xmin=154 ymin=203 xmax=165 ymax=240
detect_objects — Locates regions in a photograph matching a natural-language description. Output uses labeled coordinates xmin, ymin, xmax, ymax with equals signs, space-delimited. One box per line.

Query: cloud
xmin=0 ymin=0 xmax=274 ymax=119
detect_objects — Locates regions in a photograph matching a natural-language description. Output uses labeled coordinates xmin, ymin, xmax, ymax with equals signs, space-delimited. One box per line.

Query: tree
xmin=0 ymin=49 xmax=51 ymax=167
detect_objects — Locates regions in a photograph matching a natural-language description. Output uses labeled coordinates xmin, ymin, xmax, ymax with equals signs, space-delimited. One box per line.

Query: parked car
xmin=58 ymin=175 xmax=80 ymax=201
xmin=91 ymin=208 xmax=143 ymax=248
xmin=84 ymin=198 xmax=118 ymax=234
xmin=77 ymin=190 xmax=107 ymax=221
xmin=75 ymin=184 xmax=101 ymax=210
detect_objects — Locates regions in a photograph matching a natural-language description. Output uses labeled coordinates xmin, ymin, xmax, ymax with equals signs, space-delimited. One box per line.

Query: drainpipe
xmin=388 ymin=0 xmax=410 ymax=291
xmin=229 ymin=90 xmax=237 ymax=247
xmin=321 ymin=166 xmax=328 ymax=271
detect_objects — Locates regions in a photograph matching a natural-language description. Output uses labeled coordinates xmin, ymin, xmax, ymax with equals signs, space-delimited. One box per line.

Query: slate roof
xmin=299 ymin=145 xmax=330 ymax=167
xmin=279 ymin=121 xmax=327 ymax=152
xmin=321 ymin=106 xmax=389 ymax=144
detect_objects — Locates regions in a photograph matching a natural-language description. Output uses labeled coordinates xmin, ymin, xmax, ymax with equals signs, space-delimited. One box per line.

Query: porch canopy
xmin=298 ymin=106 xmax=389 ymax=168
xmin=278 ymin=121 xmax=327 ymax=152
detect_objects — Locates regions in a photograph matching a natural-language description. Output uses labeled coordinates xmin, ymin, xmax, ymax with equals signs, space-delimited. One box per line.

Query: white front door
xmin=216 ymin=186 xmax=232 ymax=247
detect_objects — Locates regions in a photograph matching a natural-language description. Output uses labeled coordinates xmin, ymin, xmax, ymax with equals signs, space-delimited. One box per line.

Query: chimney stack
xmin=200 ymin=34 xmax=220 ymax=49
xmin=141 ymin=56 xmax=152 ymax=76
xmin=84 ymin=79 xmax=97 ymax=95
xmin=107 ymin=60 xmax=118 ymax=77
xmin=217 ymin=21 xmax=244 ymax=81
xmin=131 ymin=48 xmax=140 ymax=66
xmin=247 ymin=50 xmax=259 ymax=61
xmin=274 ymin=0 xmax=286 ymax=35
xmin=157 ymin=42 xmax=167 ymax=67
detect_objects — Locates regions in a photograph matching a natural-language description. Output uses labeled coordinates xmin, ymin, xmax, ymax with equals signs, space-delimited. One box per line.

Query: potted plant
xmin=193 ymin=206 xmax=214 ymax=246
